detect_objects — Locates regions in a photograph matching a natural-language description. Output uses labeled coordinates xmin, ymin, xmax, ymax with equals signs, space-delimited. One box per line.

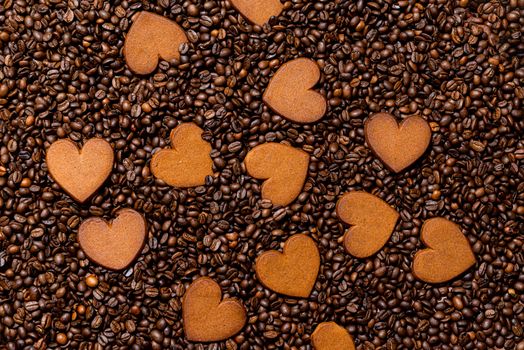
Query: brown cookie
xmin=230 ymin=0 xmax=283 ymax=26
xmin=78 ymin=209 xmax=146 ymax=270
xmin=183 ymin=277 xmax=247 ymax=342
xmin=46 ymin=138 xmax=113 ymax=203
xmin=413 ymin=218 xmax=475 ymax=283
xmin=311 ymin=322 xmax=356 ymax=350
xmin=151 ymin=123 xmax=213 ymax=187
xmin=255 ymin=234 xmax=320 ymax=298
xmin=245 ymin=142 xmax=309 ymax=206
xmin=263 ymin=58 xmax=327 ymax=123
xmin=336 ymin=191 xmax=399 ymax=258
xmin=365 ymin=113 xmax=431 ymax=172
xmin=124 ymin=11 xmax=187 ymax=75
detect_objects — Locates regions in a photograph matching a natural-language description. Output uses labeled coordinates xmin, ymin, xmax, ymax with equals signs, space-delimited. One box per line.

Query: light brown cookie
xmin=311 ymin=322 xmax=356 ymax=350
xmin=413 ymin=217 xmax=475 ymax=283
xmin=263 ymin=58 xmax=327 ymax=123
xmin=336 ymin=191 xmax=399 ymax=258
xmin=245 ymin=142 xmax=309 ymax=206
xmin=46 ymin=138 xmax=113 ymax=203
xmin=78 ymin=209 xmax=146 ymax=270
xmin=255 ymin=234 xmax=320 ymax=298
xmin=183 ymin=277 xmax=247 ymax=342
xmin=230 ymin=0 xmax=283 ymax=26
xmin=124 ymin=11 xmax=188 ymax=75
xmin=151 ymin=123 xmax=213 ymax=188
xmin=365 ymin=113 xmax=431 ymax=172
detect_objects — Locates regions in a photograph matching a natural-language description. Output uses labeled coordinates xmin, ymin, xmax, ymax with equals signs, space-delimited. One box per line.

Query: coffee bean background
xmin=0 ymin=0 xmax=523 ymax=349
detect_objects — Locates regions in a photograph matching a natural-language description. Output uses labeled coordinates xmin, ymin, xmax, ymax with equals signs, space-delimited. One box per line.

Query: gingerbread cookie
xmin=78 ymin=209 xmax=146 ymax=270
xmin=311 ymin=322 xmax=356 ymax=350
xmin=255 ymin=234 xmax=319 ymax=298
xmin=263 ymin=58 xmax=327 ymax=123
xmin=230 ymin=0 xmax=283 ymax=26
xmin=46 ymin=138 xmax=113 ymax=203
xmin=245 ymin=142 xmax=309 ymax=206
xmin=151 ymin=123 xmax=213 ymax=188
xmin=183 ymin=277 xmax=247 ymax=342
xmin=365 ymin=113 xmax=431 ymax=172
xmin=413 ymin=218 xmax=475 ymax=283
xmin=336 ymin=191 xmax=399 ymax=258
xmin=124 ymin=11 xmax=188 ymax=75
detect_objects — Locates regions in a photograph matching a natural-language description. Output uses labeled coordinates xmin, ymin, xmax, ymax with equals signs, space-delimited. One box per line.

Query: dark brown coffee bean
xmin=0 ymin=0 xmax=522 ymax=349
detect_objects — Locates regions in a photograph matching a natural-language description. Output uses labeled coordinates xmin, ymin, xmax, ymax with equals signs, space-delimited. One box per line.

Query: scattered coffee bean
xmin=85 ymin=274 xmax=99 ymax=288
xmin=0 ymin=0 xmax=522 ymax=349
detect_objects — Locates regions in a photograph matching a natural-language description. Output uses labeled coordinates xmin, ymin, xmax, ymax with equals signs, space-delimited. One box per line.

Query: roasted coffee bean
xmin=0 ymin=0 xmax=522 ymax=349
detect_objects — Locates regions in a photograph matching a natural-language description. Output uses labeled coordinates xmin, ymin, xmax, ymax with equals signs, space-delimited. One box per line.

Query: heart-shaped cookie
xmin=311 ymin=322 xmax=356 ymax=350
xmin=413 ymin=218 xmax=475 ymax=283
xmin=336 ymin=191 xmax=399 ymax=258
xmin=78 ymin=209 xmax=146 ymax=270
xmin=183 ymin=277 xmax=247 ymax=342
xmin=151 ymin=123 xmax=213 ymax=187
xmin=263 ymin=58 xmax=327 ymax=123
xmin=365 ymin=113 xmax=431 ymax=172
xmin=230 ymin=0 xmax=283 ymax=26
xmin=124 ymin=11 xmax=188 ymax=75
xmin=46 ymin=138 xmax=113 ymax=203
xmin=255 ymin=234 xmax=319 ymax=298
xmin=245 ymin=143 xmax=309 ymax=206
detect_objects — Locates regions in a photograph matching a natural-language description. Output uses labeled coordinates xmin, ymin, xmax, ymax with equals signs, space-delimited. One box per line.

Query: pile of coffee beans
xmin=0 ymin=0 xmax=523 ymax=349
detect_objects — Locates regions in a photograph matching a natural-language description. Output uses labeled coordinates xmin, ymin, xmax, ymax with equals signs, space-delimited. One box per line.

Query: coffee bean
xmin=56 ymin=333 xmax=68 ymax=345
xmin=0 ymin=0 xmax=522 ymax=349
xmin=85 ymin=274 xmax=99 ymax=288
